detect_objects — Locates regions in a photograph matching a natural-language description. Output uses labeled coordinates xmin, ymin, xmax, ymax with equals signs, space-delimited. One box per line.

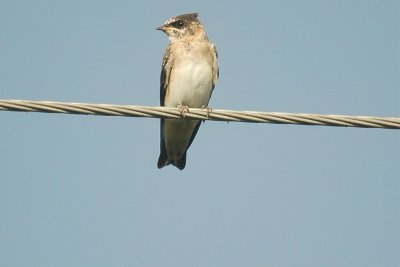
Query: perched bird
xmin=156 ymin=13 xmax=219 ymax=170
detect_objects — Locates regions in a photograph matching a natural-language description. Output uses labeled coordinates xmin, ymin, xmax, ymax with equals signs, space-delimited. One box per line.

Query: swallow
xmin=156 ymin=13 xmax=219 ymax=170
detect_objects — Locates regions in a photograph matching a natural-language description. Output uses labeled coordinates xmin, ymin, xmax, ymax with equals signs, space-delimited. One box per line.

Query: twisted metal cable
xmin=0 ymin=99 xmax=399 ymax=129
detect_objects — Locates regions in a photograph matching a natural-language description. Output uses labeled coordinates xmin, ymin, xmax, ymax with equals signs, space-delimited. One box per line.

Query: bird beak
xmin=156 ymin=25 xmax=166 ymax=31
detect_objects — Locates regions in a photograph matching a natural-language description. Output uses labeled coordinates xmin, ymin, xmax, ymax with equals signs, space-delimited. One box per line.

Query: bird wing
xmin=160 ymin=45 xmax=172 ymax=106
xmin=211 ymin=43 xmax=219 ymax=91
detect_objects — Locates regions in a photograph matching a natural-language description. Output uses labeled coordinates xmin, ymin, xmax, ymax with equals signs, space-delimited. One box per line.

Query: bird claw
xmin=177 ymin=104 xmax=190 ymax=117
xmin=201 ymin=105 xmax=213 ymax=118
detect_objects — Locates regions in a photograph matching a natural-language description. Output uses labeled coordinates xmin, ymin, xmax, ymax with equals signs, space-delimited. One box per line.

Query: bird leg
xmin=201 ymin=105 xmax=213 ymax=118
xmin=177 ymin=104 xmax=190 ymax=117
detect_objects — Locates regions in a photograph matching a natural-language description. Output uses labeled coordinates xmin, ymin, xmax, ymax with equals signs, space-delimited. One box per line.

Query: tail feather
xmin=157 ymin=151 xmax=186 ymax=170
xmin=174 ymin=152 xmax=186 ymax=170
xmin=157 ymin=150 xmax=169 ymax=169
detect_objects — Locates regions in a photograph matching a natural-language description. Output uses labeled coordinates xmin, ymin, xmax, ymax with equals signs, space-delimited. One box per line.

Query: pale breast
xmin=164 ymin=42 xmax=214 ymax=108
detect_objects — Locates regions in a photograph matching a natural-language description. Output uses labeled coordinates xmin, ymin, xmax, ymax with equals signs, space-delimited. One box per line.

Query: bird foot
xmin=177 ymin=104 xmax=190 ymax=117
xmin=201 ymin=105 xmax=213 ymax=118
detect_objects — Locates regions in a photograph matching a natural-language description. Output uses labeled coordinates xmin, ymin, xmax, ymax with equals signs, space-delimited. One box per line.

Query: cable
xmin=0 ymin=99 xmax=399 ymax=129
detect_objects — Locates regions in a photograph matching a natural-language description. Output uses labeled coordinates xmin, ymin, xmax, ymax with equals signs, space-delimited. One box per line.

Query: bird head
xmin=157 ymin=13 xmax=206 ymax=41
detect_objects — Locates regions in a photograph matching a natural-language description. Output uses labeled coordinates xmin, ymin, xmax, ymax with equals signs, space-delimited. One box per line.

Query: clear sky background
xmin=1 ymin=1 xmax=399 ymax=266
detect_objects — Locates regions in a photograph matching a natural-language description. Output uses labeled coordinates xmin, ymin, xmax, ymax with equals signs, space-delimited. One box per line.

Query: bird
xmin=156 ymin=13 xmax=219 ymax=170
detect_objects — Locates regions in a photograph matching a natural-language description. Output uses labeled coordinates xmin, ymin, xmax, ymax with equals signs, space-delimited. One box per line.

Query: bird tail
xmin=157 ymin=152 xmax=186 ymax=170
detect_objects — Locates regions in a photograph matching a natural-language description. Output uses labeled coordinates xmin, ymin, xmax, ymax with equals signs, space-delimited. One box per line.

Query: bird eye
xmin=172 ymin=20 xmax=185 ymax=29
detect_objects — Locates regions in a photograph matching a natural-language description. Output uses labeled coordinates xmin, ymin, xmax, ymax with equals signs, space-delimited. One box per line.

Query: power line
xmin=0 ymin=99 xmax=399 ymax=129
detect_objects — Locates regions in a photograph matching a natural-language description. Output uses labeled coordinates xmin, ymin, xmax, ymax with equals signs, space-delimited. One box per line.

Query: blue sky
xmin=1 ymin=1 xmax=399 ymax=266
